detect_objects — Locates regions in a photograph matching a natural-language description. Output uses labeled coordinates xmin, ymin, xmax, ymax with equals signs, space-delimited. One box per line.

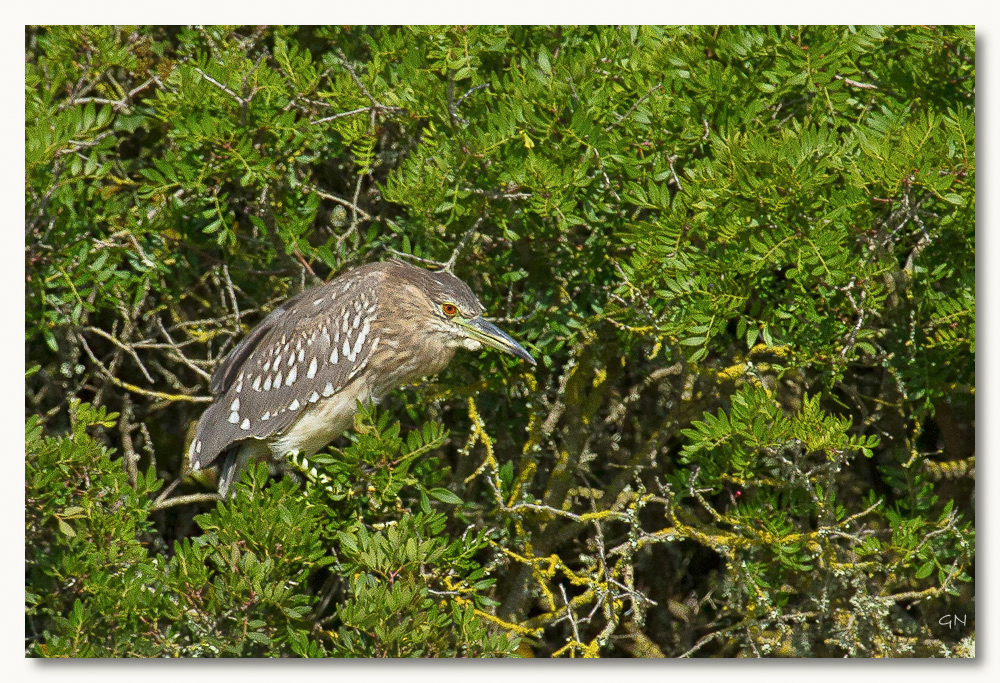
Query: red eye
xmin=442 ymin=303 xmax=458 ymax=317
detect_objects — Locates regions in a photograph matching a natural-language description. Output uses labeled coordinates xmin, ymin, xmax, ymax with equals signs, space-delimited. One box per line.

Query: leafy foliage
xmin=26 ymin=403 xmax=513 ymax=657
xmin=26 ymin=25 xmax=974 ymax=657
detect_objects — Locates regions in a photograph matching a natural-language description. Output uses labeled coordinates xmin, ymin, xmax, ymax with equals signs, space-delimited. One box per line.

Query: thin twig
xmin=835 ymin=74 xmax=879 ymax=90
xmin=310 ymin=187 xmax=372 ymax=220
xmin=310 ymin=107 xmax=372 ymax=125
xmin=447 ymin=70 xmax=462 ymax=128
xmin=464 ymin=187 xmax=532 ymax=201
xmin=221 ymin=264 xmax=241 ymax=329
xmin=444 ymin=216 xmax=484 ymax=273
xmin=154 ymin=318 xmax=213 ymax=381
xmin=335 ymin=48 xmax=405 ymax=114
xmin=151 ymin=492 xmax=222 ymax=511
xmin=349 ymin=172 xmax=366 ymax=232
xmin=667 ymin=154 xmax=683 ymax=192
xmin=292 ymin=248 xmax=318 ymax=280
xmin=77 ymin=332 xmax=211 ymax=404
xmin=591 ymin=148 xmax=622 ymax=202
xmin=83 ymin=326 xmax=154 ymax=383
xmin=560 ymin=584 xmax=582 ymax=646
xmin=194 ymin=67 xmax=244 ymax=105
xmin=66 ymin=77 xmax=155 ymax=112
xmin=119 ymin=397 xmax=139 ymax=488
xmin=139 ymin=421 xmax=157 ymax=476
xmin=153 ymin=475 xmax=184 ymax=507
xmin=840 ymin=288 xmax=868 ymax=358
xmin=383 ymin=247 xmax=448 ymax=268
xmin=456 ymin=82 xmax=490 ymax=107
xmin=606 ymin=82 xmax=663 ymax=131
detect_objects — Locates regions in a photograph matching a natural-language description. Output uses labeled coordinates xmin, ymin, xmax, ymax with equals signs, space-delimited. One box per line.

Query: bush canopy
xmin=26 ymin=25 xmax=974 ymax=657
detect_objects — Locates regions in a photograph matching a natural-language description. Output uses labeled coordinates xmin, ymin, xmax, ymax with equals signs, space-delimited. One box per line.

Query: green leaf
xmin=427 ymin=488 xmax=463 ymax=505
xmin=537 ymin=48 xmax=552 ymax=75
xmin=57 ymin=519 xmax=76 ymax=538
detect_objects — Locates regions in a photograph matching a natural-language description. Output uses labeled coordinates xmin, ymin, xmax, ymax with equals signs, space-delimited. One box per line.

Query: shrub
xmin=26 ymin=25 xmax=974 ymax=657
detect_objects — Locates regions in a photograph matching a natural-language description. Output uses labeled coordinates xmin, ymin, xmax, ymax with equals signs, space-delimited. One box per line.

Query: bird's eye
xmin=441 ymin=303 xmax=458 ymax=317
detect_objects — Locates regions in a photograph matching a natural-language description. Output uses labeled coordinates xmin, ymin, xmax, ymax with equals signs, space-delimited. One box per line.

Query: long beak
xmin=462 ymin=316 xmax=536 ymax=365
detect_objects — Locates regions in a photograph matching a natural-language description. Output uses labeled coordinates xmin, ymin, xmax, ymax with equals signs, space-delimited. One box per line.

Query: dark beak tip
xmin=469 ymin=316 xmax=536 ymax=366
xmin=500 ymin=342 xmax=535 ymax=366
xmin=504 ymin=339 xmax=536 ymax=366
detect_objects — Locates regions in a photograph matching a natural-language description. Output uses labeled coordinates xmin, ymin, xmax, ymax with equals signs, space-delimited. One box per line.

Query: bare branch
xmin=335 ymin=48 xmax=405 ymax=115
xmin=309 ymin=187 xmax=373 ymax=221
xmin=606 ymin=82 xmax=662 ymax=131
xmin=77 ymin=332 xmax=211 ymax=404
xmin=150 ymin=492 xmax=223 ymax=511
xmin=82 ymin=326 xmax=154 ymax=383
xmin=310 ymin=107 xmax=372 ymax=125
xmin=154 ymin=317 xmax=213 ymax=381
xmin=444 ymin=216 xmax=484 ymax=273
xmin=835 ymin=74 xmax=879 ymax=90
xmin=194 ymin=67 xmax=244 ymax=104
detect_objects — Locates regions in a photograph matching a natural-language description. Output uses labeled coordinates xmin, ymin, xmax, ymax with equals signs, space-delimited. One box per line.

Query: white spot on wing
xmin=313 ymin=297 xmax=324 ymax=306
xmin=286 ymin=365 xmax=298 ymax=386
xmin=262 ymin=411 xmax=271 ymax=421
xmin=308 ymin=391 xmax=319 ymax=403
xmin=307 ymin=357 xmax=318 ymax=379
xmin=323 ymin=382 xmax=335 ymax=397
xmin=330 ymin=347 xmax=339 ymax=364
xmin=195 ymin=440 xmax=202 ymax=454
xmin=289 ymin=399 xmax=300 ymax=411
xmin=298 ymin=347 xmax=305 ymax=362
xmin=264 ymin=376 xmax=272 ymax=391
xmin=228 ymin=411 xmax=239 ymax=424
xmin=343 ymin=337 xmax=352 ymax=360
xmin=240 ymin=417 xmax=250 ymax=430
xmin=275 ymin=370 xmax=283 ymax=387
xmin=230 ymin=397 xmax=240 ymax=412
xmin=253 ymin=375 xmax=262 ymax=391
xmin=353 ymin=319 xmax=369 ymax=357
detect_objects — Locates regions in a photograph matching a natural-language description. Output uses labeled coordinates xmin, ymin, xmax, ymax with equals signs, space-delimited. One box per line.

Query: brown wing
xmin=208 ymin=288 xmax=313 ymax=396
xmin=191 ymin=264 xmax=387 ymax=469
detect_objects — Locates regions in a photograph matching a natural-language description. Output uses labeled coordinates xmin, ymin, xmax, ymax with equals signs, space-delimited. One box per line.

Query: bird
xmin=187 ymin=259 xmax=535 ymax=496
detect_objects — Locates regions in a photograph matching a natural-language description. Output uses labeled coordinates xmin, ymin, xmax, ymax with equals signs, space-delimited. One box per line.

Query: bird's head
xmin=388 ymin=261 xmax=536 ymax=366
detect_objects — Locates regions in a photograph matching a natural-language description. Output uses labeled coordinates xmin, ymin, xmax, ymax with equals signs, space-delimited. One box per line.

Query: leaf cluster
xmin=26 ymin=25 xmax=974 ymax=657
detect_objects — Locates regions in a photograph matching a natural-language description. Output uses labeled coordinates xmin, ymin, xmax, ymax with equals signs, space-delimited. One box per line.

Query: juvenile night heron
xmin=188 ymin=260 xmax=535 ymax=495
